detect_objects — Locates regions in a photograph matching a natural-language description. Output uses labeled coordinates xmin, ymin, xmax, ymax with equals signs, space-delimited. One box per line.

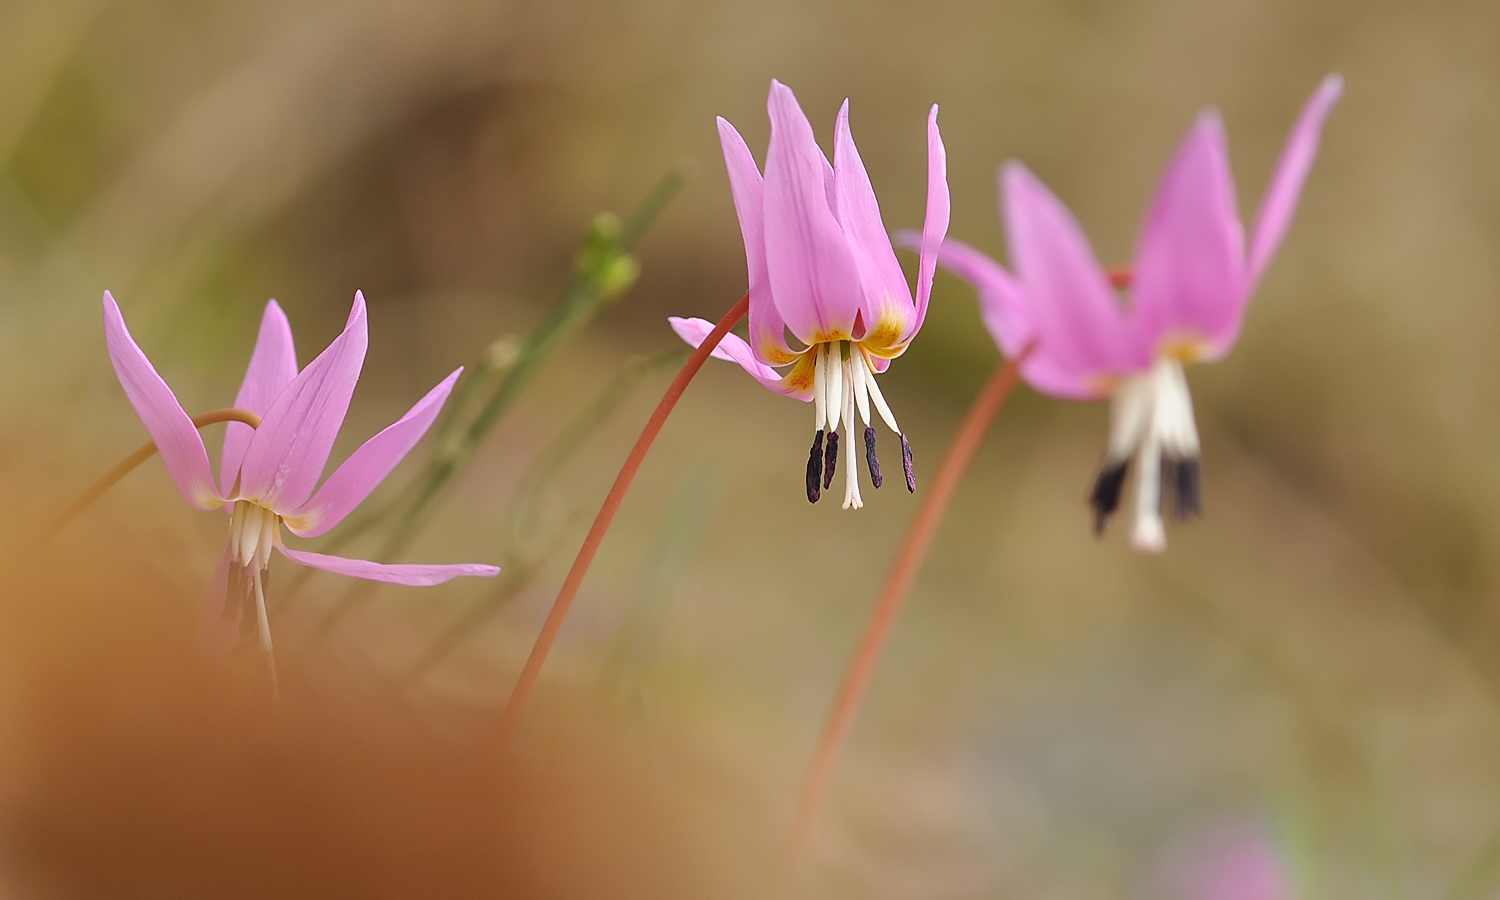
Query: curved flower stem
xmin=492 ymin=294 xmax=749 ymax=752
xmin=35 ymin=407 xmax=263 ymax=547
xmin=785 ymin=345 xmax=1034 ymax=859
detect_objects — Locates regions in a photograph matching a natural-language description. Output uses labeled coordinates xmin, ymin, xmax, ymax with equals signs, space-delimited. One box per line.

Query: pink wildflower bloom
xmin=1152 ymin=820 xmax=1292 ymax=900
xmin=103 ymin=291 xmax=499 ymax=652
xmin=669 ymin=79 xmax=950 ymax=509
xmin=924 ymin=76 xmax=1341 ymax=550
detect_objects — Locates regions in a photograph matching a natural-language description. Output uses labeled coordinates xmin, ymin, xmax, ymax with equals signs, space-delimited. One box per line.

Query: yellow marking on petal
xmin=777 ymin=350 xmax=820 ymax=394
xmin=856 ymin=303 xmax=913 ymax=358
xmin=280 ymin=511 xmax=316 ymax=534
xmin=753 ymin=326 xmax=803 ymax=367
xmin=1158 ymin=333 xmax=1210 ymax=364
xmin=807 ymin=327 xmax=855 ymax=345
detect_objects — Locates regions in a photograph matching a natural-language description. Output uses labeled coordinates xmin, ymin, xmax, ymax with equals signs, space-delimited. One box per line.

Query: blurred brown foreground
xmin=0 ymin=480 xmax=766 ymax=900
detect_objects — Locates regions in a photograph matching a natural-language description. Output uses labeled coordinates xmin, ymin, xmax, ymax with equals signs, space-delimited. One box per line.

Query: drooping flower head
xmin=103 ymin=291 xmax=499 ymax=653
xmin=927 ymin=76 xmax=1341 ymax=550
xmin=669 ymin=79 xmax=950 ymax=509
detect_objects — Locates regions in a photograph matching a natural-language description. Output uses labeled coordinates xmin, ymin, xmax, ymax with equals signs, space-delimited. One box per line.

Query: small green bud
xmin=597 ymin=254 xmax=640 ymax=298
xmin=575 ymin=212 xmax=623 ymax=275
xmin=484 ymin=335 xmax=522 ymax=371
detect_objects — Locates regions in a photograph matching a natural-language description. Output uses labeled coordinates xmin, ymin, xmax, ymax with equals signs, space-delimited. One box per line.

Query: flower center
xmin=803 ymin=340 xmax=915 ymax=508
xmin=1089 ymin=357 xmax=1201 ymax=551
xmin=229 ymin=499 xmax=281 ymax=572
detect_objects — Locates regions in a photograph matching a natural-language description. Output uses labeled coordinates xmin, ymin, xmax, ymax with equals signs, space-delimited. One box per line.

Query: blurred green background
xmin=2 ymin=0 xmax=1500 ymax=896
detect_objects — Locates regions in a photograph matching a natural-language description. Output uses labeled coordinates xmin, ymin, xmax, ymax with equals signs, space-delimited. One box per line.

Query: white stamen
xmin=229 ymin=502 xmax=247 ymax=560
xmin=1107 ymin=373 xmax=1154 ymax=462
xmin=230 ymin=499 xmax=280 ymax=572
xmin=1153 ymin=360 xmax=1201 ymax=458
xmin=812 ymin=343 xmax=828 ymax=432
xmin=851 ymin=348 xmax=872 ymax=426
xmin=256 ymin=510 xmax=277 ymax=572
xmin=1106 ymin=357 xmax=1201 ymax=552
xmin=237 ymin=502 xmax=263 ymax=568
xmin=1130 ymin=433 xmax=1167 ymax=552
xmin=841 ymin=354 xmax=862 ymax=509
xmin=861 ymin=352 xmax=903 ymax=435
xmin=825 ymin=342 xmax=843 ymax=433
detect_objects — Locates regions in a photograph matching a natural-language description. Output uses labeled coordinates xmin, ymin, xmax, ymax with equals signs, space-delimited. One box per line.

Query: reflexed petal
xmin=1002 ymin=163 xmax=1146 ymax=377
xmin=222 ymin=300 xmax=299 ymax=496
xmin=718 ymin=117 xmax=798 ymax=366
xmin=909 ymin=104 xmax=951 ymax=341
xmin=276 ymin=540 xmax=499 ymax=585
xmin=1131 ymin=112 xmax=1248 ymax=360
xmin=832 ymin=99 xmax=914 ymax=344
xmin=908 ymin=233 xmax=1106 ymax=400
xmin=102 ymin=292 xmax=223 ymax=510
xmin=283 ymin=368 xmax=461 ymax=538
xmin=668 ymin=316 xmax=814 ymax=399
xmin=763 ymin=80 xmax=864 ymax=344
xmin=238 ymin=292 xmax=368 ymax=511
xmin=1248 ymin=74 xmax=1343 ymax=284
xmin=914 ymin=234 xmax=1034 ymax=357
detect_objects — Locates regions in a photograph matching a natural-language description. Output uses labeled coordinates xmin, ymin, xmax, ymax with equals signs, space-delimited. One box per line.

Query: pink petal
xmin=196 ymin=544 xmax=239 ymax=657
xmin=762 ymin=80 xmax=865 ymax=344
xmin=102 ymin=292 xmax=223 ymax=510
xmin=276 ymin=540 xmax=498 ymax=586
xmin=668 ymin=316 xmax=814 ymax=399
xmin=237 ymin=292 xmax=368 ymax=512
xmin=221 ymin=300 xmax=299 ymax=496
xmin=718 ymin=117 xmax=799 ymax=366
xmin=283 ymin=368 xmax=462 ymax=538
xmin=832 ymin=99 xmax=915 ymax=341
xmin=1002 ymin=163 xmax=1147 ymax=379
xmin=907 ymin=233 xmax=1107 ymax=400
xmin=1131 ymin=112 xmax=1249 ymax=360
xmin=920 ymin=235 xmax=1034 ymax=358
xmin=1248 ymin=74 xmax=1343 ymax=285
xmin=909 ymin=104 xmax=951 ymax=341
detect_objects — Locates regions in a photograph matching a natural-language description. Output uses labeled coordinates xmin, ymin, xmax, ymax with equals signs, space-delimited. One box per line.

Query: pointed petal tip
xmin=1195 ymin=108 xmax=1226 ymax=135
xmin=1001 ymin=159 xmax=1033 ymax=186
xmin=1321 ymin=73 xmax=1345 ymax=98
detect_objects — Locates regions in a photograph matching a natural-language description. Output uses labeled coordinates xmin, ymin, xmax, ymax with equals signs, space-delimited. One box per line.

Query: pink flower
xmin=926 ymin=76 xmax=1341 ymax=550
xmin=103 ymin=291 xmax=499 ymax=650
xmin=669 ymin=79 xmax=950 ymax=509
xmin=1152 ymin=819 xmax=1293 ymax=900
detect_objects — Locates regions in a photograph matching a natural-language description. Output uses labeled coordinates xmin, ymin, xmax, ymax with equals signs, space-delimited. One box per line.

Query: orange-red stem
xmin=492 ymin=294 xmax=750 ymax=751
xmin=35 ymin=407 xmax=263 ymax=547
xmin=786 ymin=346 xmax=1032 ymax=857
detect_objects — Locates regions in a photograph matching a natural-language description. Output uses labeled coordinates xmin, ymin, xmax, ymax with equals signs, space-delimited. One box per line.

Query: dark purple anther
xmin=1170 ymin=457 xmax=1201 ymax=520
xmin=823 ymin=430 xmax=839 ymax=490
xmin=224 ymin=566 xmax=244 ymax=621
xmin=900 ymin=434 xmax=915 ymax=492
xmin=864 ymin=426 xmax=882 ymax=488
xmin=805 ymin=429 xmax=825 ymax=503
xmin=1089 ymin=459 xmax=1129 ymax=534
